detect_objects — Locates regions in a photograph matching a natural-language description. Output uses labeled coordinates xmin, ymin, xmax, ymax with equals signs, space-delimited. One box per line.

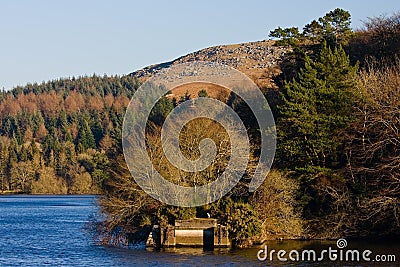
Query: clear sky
xmin=0 ymin=0 xmax=398 ymax=90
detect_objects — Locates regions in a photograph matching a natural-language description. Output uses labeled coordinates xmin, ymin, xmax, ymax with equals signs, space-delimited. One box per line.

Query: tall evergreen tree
xmin=77 ymin=120 xmax=96 ymax=151
xmin=149 ymin=96 xmax=174 ymax=125
xmin=277 ymin=43 xmax=358 ymax=223
xmin=318 ymin=8 xmax=352 ymax=45
xmin=278 ymin=43 xmax=358 ymax=171
xmin=0 ymin=143 xmax=6 ymax=190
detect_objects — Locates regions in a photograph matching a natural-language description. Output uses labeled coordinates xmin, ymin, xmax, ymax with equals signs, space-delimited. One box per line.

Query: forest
xmin=1 ymin=8 xmax=399 ymax=246
xmin=0 ymin=75 xmax=139 ymax=194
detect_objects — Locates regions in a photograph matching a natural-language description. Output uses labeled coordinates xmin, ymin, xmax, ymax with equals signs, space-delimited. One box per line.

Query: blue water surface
xmin=0 ymin=195 xmax=261 ymax=267
xmin=1 ymin=196 xmax=398 ymax=267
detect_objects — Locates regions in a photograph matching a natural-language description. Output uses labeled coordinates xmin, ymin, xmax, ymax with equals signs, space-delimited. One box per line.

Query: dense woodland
xmin=1 ymin=9 xmax=399 ymax=246
xmin=0 ymin=75 xmax=139 ymax=194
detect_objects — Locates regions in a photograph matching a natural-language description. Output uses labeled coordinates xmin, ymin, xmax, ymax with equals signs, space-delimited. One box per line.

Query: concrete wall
xmin=175 ymin=218 xmax=217 ymax=228
xmin=147 ymin=218 xmax=230 ymax=249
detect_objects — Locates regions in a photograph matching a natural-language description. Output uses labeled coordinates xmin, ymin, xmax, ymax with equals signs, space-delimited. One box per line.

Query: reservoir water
xmin=0 ymin=195 xmax=398 ymax=266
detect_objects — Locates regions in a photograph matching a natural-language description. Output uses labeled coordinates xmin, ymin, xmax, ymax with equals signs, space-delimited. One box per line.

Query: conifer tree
xmin=77 ymin=120 xmax=96 ymax=150
xmin=0 ymin=143 xmax=7 ymax=190
xmin=318 ymin=8 xmax=352 ymax=45
xmin=19 ymin=145 xmax=28 ymax=162
xmin=278 ymin=43 xmax=358 ymax=171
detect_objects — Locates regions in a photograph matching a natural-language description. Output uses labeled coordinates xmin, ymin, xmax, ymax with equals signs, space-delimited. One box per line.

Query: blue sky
xmin=0 ymin=0 xmax=398 ymax=90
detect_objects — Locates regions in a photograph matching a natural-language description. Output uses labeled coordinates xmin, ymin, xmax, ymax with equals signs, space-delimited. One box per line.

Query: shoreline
xmin=0 ymin=192 xmax=99 ymax=196
xmin=1 ymin=194 xmax=398 ymax=245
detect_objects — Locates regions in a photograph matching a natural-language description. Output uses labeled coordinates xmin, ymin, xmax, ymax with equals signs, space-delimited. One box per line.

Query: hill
xmin=129 ymin=40 xmax=291 ymax=89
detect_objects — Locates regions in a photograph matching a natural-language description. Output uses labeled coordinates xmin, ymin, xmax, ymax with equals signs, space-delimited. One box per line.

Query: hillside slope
xmin=129 ymin=40 xmax=291 ymax=89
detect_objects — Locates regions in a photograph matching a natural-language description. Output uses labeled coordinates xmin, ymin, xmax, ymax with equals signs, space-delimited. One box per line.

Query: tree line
xmin=271 ymin=9 xmax=400 ymax=238
xmin=0 ymin=75 xmax=139 ymax=194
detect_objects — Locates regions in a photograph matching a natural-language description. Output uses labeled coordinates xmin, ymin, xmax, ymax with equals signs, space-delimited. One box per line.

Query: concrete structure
xmin=146 ymin=218 xmax=230 ymax=250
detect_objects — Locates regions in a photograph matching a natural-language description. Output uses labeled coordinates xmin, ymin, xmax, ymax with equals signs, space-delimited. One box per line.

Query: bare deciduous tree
xmin=345 ymin=61 xmax=400 ymax=236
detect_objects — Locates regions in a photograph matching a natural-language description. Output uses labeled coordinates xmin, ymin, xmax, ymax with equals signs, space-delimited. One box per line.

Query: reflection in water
xmin=0 ymin=195 xmax=398 ymax=267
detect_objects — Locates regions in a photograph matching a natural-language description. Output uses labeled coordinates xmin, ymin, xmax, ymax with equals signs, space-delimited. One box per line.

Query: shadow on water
xmin=1 ymin=195 xmax=398 ymax=267
xmin=101 ymin=238 xmax=399 ymax=267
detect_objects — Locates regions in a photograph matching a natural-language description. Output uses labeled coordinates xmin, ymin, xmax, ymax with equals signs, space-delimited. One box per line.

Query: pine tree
xmin=65 ymin=131 xmax=73 ymax=143
xmin=269 ymin=26 xmax=302 ymax=46
xmin=318 ymin=8 xmax=352 ymax=45
xmin=198 ymin=89 xmax=209 ymax=98
xmin=303 ymin=20 xmax=323 ymax=43
xmin=58 ymin=109 xmax=69 ymax=134
xmin=278 ymin=56 xmax=324 ymax=168
xmin=92 ymin=119 xmax=104 ymax=146
xmin=19 ymin=145 xmax=28 ymax=162
xmin=277 ymin=44 xmax=358 ymax=221
xmin=0 ymin=143 xmax=6 ymax=191
xmin=278 ymin=44 xmax=358 ymax=170
xmin=77 ymin=120 xmax=96 ymax=150
xmin=6 ymin=140 xmax=18 ymax=190
xmin=85 ymin=122 xmax=96 ymax=150
xmin=149 ymin=96 xmax=174 ymax=125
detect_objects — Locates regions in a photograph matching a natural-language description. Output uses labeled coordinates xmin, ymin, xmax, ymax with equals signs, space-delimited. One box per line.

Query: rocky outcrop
xmin=129 ymin=40 xmax=291 ymax=89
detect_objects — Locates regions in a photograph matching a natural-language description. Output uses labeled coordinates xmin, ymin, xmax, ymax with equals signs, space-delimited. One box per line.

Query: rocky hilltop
xmin=129 ymin=40 xmax=291 ymax=89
